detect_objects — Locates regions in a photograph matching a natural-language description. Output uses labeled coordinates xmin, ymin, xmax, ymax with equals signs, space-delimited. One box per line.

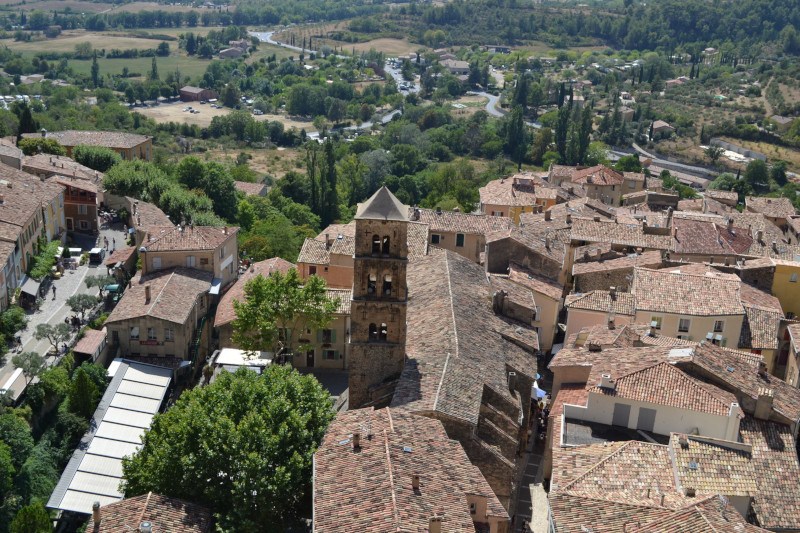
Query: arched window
xmin=383 ymin=274 xmax=392 ymax=296
xmin=368 ymin=323 xmax=378 ymax=341
xmin=382 ymin=235 xmax=390 ymax=254
xmin=379 ymin=323 xmax=388 ymax=342
xmin=372 ymin=235 xmax=381 ymax=255
xmin=367 ymin=273 xmax=377 ymax=295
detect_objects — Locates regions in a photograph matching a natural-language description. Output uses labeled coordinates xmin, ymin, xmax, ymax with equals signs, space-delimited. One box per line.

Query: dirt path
xmin=762 ymin=76 xmax=775 ymax=116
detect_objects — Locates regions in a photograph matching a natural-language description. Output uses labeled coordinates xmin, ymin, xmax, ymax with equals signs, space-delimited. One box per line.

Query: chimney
xmin=40 ymin=128 xmax=47 ymax=137
xmin=685 ymin=488 xmax=696 ymax=498
xmin=678 ymin=434 xmax=689 ymax=448
xmin=772 ymin=240 xmax=778 ymax=252
xmin=660 ymin=493 xmax=666 ymax=506
xmin=412 ymin=474 xmax=420 ymax=491
xmin=607 ymin=313 xmax=615 ymax=329
xmin=599 ymin=373 xmax=616 ymax=390
xmin=756 ymin=229 xmax=763 ymax=243
xmin=492 ymin=290 xmax=506 ymax=314
xmin=325 ymin=233 xmax=330 ymax=249
xmin=609 ymin=286 xmax=617 ymax=298
xmin=593 ymin=215 xmax=600 ymax=222
xmin=436 ymin=206 xmax=442 ymax=215
xmin=727 ymin=217 xmax=733 ymax=231
xmin=0 ymin=193 xmax=4 ymax=204
xmin=545 ymin=236 xmax=551 ymax=249
xmin=144 ymin=285 xmax=151 ymax=303
xmin=566 ymin=213 xmax=572 ymax=224
xmin=92 ymin=501 xmax=101 ymax=527
xmin=352 ymin=432 xmax=361 ymax=451
xmin=412 ymin=207 xmax=420 ymax=221
xmin=507 ymin=371 xmax=517 ymax=391
xmin=544 ymin=210 xmax=551 ymax=221
xmin=755 ymin=387 xmax=774 ymax=420
xmin=757 ymin=360 xmax=768 ymax=378
xmin=429 ymin=516 xmax=442 ymax=533
xmin=649 ymin=323 xmax=657 ymax=337
xmin=223 ymin=226 xmax=228 ymax=235
xmin=139 ymin=522 xmax=153 ymax=533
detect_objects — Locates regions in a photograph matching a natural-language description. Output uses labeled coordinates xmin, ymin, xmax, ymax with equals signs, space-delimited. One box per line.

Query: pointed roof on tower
xmin=355 ymin=186 xmax=408 ymax=222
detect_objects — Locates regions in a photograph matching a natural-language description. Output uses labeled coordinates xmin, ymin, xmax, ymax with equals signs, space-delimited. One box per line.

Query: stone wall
xmin=574 ymin=267 xmax=635 ymax=293
xmin=486 ymin=238 xmax=562 ymax=281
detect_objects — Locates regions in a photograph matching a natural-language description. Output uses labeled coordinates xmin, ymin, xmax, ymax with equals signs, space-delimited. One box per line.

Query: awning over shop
xmin=20 ymin=277 xmax=41 ymax=297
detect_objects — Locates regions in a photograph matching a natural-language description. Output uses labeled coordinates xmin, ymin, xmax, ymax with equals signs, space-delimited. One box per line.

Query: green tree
xmin=614 ymin=154 xmax=642 ymax=173
xmin=320 ymin=139 xmax=339 ymax=226
xmin=530 ymin=127 xmax=553 ymax=166
xmin=91 ymin=53 xmax=100 ymax=88
xmin=67 ymin=367 xmax=99 ymax=419
xmin=0 ymin=413 xmax=33 ymax=469
xmin=14 ymin=103 xmax=38 ymax=138
xmin=770 ymin=160 xmax=788 ymax=186
xmin=744 ymin=159 xmax=769 ymax=193
xmin=0 ymin=441 xmax=13 ymax=499
xmin=505 ymin=105 xmax=527 ymax=170
xmin=121 ymin=366 xmax=334 ymax=531
xmin=705 ymin=145 xmax=724 ymax=166
xmin=34 ymin=323 xmax=71 ymax=354
xmin=17 ymin=138 xmax=65 ymax=156
xmin=221 ymin=84 xmax=241 ymax=108
xmin=84 ymin=274 xmax=116 ymax=297
xmin=554 ymin=105 xmax=570 ymax=162
xmin=10 ymin=501 xmax=51 ymax=533
xmin=73 ymin=145 xmax=121 ymax=172
xmin=12 ymin=352 xmax=46 ymax=385
xmin=66 ymin=294 xmax=99 ymax=322
xmin=232 ymin=269 xmax=337 ymax=356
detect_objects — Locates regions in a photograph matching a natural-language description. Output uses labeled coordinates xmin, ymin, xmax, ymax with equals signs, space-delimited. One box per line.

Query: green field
xmin=69 ymin=53 xmax=211 ymax=80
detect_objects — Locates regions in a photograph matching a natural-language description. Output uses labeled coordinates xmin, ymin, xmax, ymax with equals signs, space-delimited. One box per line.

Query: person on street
xmin=52 ymin=286 xmax=56 ymax=299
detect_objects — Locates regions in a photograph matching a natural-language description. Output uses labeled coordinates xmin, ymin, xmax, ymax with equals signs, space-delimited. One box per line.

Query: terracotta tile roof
xmin=669 ymin=434 xmax=757 ymax=497
xmin=0 ymin=140 xmax=22 ymax=161
xmin=0 ymin=220 xmax=20 ymax=242
xmin=487 ymin=224 xmax=571 ymax=269
xmin=623 ymin=171 xmax=646 ymax=182
xmin=313 ymin=407 xmax=507 ymax=533
xmin=508 ymin=262 xmax=564 ymax=300
xmin=548 ymin=491 xmax=674 ymax=533
xmin=326 ymin=288 xmax=352 ymax=314
xmin=488 ymin=274 xmax=536 ymax=310
xmin=632 ymin=267 xmax=744 ymax=316
xmin=548 ymin=384 xmax=590 ymax=459
xmin=129 ymin=198 xmax=172 ymax=228
xmin=739 ymin=306 xmax=782 ymax=351
xmin=539 ymin=197 xmax=616 ymax=220
xmin=106 ymin=268 xmax=213 ymax=325
xmin=409 ymin=206 xmax=512 ymax=235
xmin=316 ymin=223 xmax=357 ymax=241
xmin=569 ymin=323 xmax=651 ymax=349
xmin=588 ymin=362 xmax=738 ymax=417
xmin=49 ymin=175 xmax=99 ymax=194
xmin=73 ymin=328 xmax=106 ymax=356
xmin=686 ymin=343 xmax=800 ymax=423
xmin=479 ymin=172 xmax=566 ymax=207
xmin=727 ymin=211 xmax=786 ymax=257
xmin=233 ymin=180 xmax=266 ymax=196
xmin=746 ymin=196 xmax=795 ymax=219
xmin=23 ymin=129 xmax=150 ymax=149
xmin=635 ymin=495 xmax=770 ymax=533
xmin=214 ymin=258 xmax=296 ymax=328
xmin=572 ymin=250 xmax=662 ymax=276
xmin=104 ymin=246 xmax=135 ymax=266
xmin=406 ymin=221 xmax=430 ymax=259
xmin=558 ymin=441 xmax=681 ymax=506
xmin=705 ymin=189 xmax=738 ymax=203
xmin=671 ymin=217 xmax=753 ymax=256
xmin=0 ymin=163 xmax=65 ymax=229
xmin=570 ymin=165 xmax=625 ymax=186
xmin=328 ymin=234 xmax=355 ymax=256
xmin=739 ymin=417 xmax=800 ymax=530
xmin=678 ymin=198 xmax=704 ymax=212
xmin=391 ymin=250 xmax=538 ymax=425
xmin=570 ymin=218 xmax=672 ymax=250
xmin=23 ymin=153 xmax=100 ymax=181
xmin=297 ymin=237 xmax=330 ymax=265
xmin=90 ymin=492 xmax=211 ymax=532
xmin=140 ymin=225 xmax=237 ymax=253
xmin=565 ymin=290 xmax=636 ymax=316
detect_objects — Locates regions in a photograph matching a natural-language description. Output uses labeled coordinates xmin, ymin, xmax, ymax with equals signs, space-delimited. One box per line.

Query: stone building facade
xmin=348 ymin=187 xmax=409 ymax=408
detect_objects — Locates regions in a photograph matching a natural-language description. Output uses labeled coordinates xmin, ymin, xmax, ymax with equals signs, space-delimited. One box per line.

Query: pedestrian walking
xmin=52 ymin=285 xmax=56 ymax=299
xmin=104 ymin=237 xmax=109 ymax=250
xmin=112 ymin=238 xmax=116 ymax=248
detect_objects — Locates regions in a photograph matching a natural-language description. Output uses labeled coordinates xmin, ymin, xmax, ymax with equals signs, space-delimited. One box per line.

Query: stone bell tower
xmin=348 ymin=186 xmax=408 ymax=408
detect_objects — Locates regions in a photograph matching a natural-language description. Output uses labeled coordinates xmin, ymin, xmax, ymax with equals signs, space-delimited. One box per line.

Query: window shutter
xmin=317 ymin=330 xmax=322 ymax=342
xmin=334 ymin=350 xmax=340 ymax=360
xmin=331 ymin=329 xmax=337 ymax=342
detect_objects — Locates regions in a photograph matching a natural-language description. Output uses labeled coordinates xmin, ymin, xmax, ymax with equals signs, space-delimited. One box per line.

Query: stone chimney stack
xmin=145 ymin=285 xmax=151 ymax=303
xmin=755 ymin=387 xmax=774 ymax=420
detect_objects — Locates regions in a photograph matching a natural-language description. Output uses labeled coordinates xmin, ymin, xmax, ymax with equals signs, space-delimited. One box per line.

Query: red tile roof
xmin=140 ymin=225 xmax=237 ymax=253
xmin=89 ymin=492 xmax=211 ymax=533
xmin=313 ymin=407 xmax=507 ymax=532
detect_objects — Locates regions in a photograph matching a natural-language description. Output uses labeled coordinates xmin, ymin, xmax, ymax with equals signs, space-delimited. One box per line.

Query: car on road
xmin=89 ymin=248 xmax=105 ymax=265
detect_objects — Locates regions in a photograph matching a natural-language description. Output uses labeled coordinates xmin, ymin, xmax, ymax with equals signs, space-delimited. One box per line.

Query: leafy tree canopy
xmin=122 ymin=366 xmax=334 ymax=531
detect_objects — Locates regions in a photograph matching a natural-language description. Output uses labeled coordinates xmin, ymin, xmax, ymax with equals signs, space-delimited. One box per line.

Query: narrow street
xmin=0 ymin=222 xmax=127 ymax=397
